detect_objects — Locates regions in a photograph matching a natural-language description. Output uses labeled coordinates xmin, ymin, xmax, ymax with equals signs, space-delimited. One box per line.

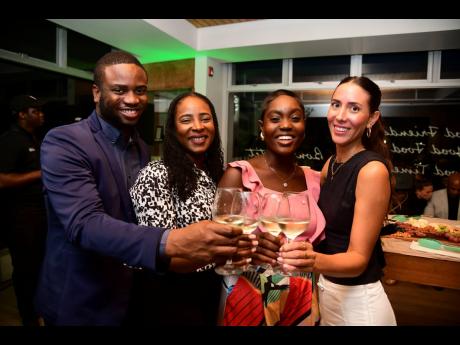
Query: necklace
xmin=330 ymin=157 xmax=344 ymax=181
xmin=264 ymin=154 xmax=298 ymax=188
xmin=330 ymin=150 xmax=365 ymax=181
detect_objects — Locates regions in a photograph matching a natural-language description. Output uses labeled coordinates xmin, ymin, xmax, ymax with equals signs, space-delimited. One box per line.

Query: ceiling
xmin=47 ymin=19 xmax=460 ymax=65
xmin=186 ymin=19 xmax=258 ymax=28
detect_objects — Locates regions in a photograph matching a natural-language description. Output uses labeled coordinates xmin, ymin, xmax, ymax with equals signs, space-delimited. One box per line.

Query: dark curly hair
xmin=163 ymin=91 xmax=224 ymax=201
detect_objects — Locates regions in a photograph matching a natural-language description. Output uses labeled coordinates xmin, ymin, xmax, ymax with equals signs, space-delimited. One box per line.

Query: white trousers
xmin=317 ymin=274 xmax=397 ymax=326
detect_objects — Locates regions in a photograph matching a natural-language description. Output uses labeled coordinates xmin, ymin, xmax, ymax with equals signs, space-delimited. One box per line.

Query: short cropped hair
xmin=93 ymin=51 xmax=147 ymax=87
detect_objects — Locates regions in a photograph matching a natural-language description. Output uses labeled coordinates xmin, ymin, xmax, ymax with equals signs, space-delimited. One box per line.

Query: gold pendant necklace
xmin=330 ymin=157 xmax=344 ymax=181
xmin=264 ymin=154 xmax=297 ymax=188
xmin=330 ymin=149 xmax=365 ymax=181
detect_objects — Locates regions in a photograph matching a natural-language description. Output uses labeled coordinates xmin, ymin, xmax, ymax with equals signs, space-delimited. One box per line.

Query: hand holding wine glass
xmin=258 ymin=192 xmax=285 ymax=272
xmin=277 ymin=192 xmax=313 ymax=275
xmin=212 ymin=188 xmax=258 ymax=275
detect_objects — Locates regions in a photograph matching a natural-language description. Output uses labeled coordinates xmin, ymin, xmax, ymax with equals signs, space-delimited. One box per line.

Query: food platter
xmin=386 ymin=215 xmax=460 ymax=246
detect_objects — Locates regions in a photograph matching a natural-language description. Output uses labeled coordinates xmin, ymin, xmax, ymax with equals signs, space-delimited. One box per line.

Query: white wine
xmin=214 ymin=215 xmax=245 ymax=227
xmin=259 ymin=217 xmax=282 ymax=236
xmin=241 ymin=219 xmax=258 ymax=234
xmin=278 ymin=218 xmax=310 ymax=240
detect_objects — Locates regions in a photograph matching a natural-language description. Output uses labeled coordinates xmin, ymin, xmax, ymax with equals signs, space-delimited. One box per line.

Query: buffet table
xmin=381 ymin=216 xmax=460 ymax=290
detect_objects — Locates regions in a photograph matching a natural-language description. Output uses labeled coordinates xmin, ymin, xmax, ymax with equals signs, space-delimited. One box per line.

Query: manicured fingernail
xmin=251 ymin=247 xmax=257 ymax=253
xmin=246 ymin=258 xmax=252 ymax=263
xmin=252 ymin=241 xmax=258 ymax=247
xmin=249 ymin=234 xmax=256 ymax=239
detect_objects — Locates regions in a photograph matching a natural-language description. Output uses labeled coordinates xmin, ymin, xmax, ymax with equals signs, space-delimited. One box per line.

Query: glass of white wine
xmin=259 ymin=192 xmax=285 ymax=273
xmin=212 ymin=187 xmax=245 ymax=275
xmin=239 ymin=191 xmax=260 ymax=271
xmin=277 ymin=192 xmax=311 ymax=276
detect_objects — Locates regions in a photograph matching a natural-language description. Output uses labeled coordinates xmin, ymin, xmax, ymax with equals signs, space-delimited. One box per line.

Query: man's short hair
xmin=93 ymin=51 xmax=147 ymax=87
xmin=414 ymin=177 xmax=433 ymax=191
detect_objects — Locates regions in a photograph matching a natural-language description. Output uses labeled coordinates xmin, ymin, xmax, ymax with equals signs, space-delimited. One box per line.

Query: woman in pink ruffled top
xmin=217 ymin=89 xmax=325 ymax=326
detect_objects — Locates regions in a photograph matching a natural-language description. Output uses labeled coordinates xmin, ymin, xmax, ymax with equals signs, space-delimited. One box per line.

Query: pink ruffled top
xmin=228 ymin=160 xmax=325 ymax=244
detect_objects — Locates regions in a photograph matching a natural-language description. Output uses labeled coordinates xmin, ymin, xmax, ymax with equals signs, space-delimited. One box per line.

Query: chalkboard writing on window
xmin=237 ymin=103 xmax=460 ymax=191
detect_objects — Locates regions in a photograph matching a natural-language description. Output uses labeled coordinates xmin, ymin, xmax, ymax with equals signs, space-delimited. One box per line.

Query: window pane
xmin=293 ymin=56 xmax=350 ymax=83
xmin=232 ymin=60 xmax=282 ymax=85
xmin=0 ymin=19 xmax=56 ymax=63
xmin=362 ymin=52 xmax=428 ymax=80
xmin=229 ymin=88 xmax=460 ymax=191
xmin=441 ymin=49 xmax=460 ymax=79
xmin=67 ymin=30 xmax=113 ymax=72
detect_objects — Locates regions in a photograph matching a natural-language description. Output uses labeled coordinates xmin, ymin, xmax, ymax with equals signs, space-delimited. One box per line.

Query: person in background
xmin=390 ymin=175 xmax=433 ymax=216
xmin=0 ymin=95 xmax=47 ymax=326
xmin=424 ymin=172 xmax=460 ymax=220
xmin=34 ymin=51 xmax=243 ymax=326
xmin=402 ymin=175 xmax=433 ymax=216
xmin=129 ymin=92 xmax=253 ymax=325
xmin=278 ymin=76 xmax=397 ymax=325
xmin=217 ymin=89 xmax=325 ymax=326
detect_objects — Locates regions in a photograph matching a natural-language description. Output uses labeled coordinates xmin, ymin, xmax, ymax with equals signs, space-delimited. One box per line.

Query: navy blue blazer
xmin=35 ymin=111 xmax=166 ymax=325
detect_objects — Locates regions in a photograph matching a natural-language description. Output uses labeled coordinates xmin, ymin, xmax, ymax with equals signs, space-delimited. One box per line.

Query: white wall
xmin=194 ymin=56 xmax=229 ymax=162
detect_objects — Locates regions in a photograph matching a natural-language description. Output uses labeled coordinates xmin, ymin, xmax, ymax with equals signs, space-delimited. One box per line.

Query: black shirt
xmin=0 ymin=124 xmax=44 ymax=208
xmin=402 ymin=192 xmax=428 ymax=216
xmin=448 ymin=195 xmax=460 ymax=220
xmin=317 ymin=150 xmax=388 ymax=286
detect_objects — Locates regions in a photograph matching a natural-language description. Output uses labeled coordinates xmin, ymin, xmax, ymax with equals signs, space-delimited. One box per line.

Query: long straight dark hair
xmin=335 ymin=76 xmax=395 ymax=210
xmin=335 ymin=76 xmax=392 ymax=170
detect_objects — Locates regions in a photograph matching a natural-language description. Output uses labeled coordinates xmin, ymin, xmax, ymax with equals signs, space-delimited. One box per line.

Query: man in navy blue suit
xmin=35 ymin=51 xmax=243 ymax=325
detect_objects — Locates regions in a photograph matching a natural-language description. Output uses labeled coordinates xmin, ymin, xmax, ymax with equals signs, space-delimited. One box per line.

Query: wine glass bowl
xmin=278 ymin=192 xmax=311 ymax=243
xmin=259 ymin=192 xmax=284 ymax=237
xmin=212 ymin=188 xmax=260 ymax=275
xmin=277 ymin=192 xmax=311 ymax=276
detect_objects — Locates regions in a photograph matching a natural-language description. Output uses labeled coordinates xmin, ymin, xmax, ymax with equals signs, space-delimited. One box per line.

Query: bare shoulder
xmin=218 ymin=165 xmax=243 ymax=188
xmin=358 ymin=160 xmax=390 ymax=184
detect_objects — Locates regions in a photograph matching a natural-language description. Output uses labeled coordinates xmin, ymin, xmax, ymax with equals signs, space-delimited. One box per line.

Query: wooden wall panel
xmin=144 ymin=59 xmax=195 ymax=91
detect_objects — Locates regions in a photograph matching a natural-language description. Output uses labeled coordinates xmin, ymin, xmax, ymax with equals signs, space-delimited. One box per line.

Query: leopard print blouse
xmin=130 ymin=159 xmax=216 ymax=230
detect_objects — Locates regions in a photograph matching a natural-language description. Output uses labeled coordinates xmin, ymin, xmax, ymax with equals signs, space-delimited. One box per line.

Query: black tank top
xmin=317 ymin=150 xmax=388 ymax=285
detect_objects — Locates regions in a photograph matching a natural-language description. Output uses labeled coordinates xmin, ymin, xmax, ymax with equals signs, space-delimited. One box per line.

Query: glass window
xmin=228 ymin=91 xmax=334 ymax=171
xmin=0 ymin=59 xmax=94 ymax=136
xmin=229 ymin=88 xmax=460 ymax=191
xmin=293 ymin=56 xmax=350 ymax=83
xmin=0 ymin=19 xmax=56 ymax=63
xmin=362 ymin=52 xmax=428 ymax=81
xmin=441 ymin=49 xmax=460 ymax=79
xmin=232 ymin=60 xmax=282 ymax=85
xmin=67 ymin=30 xmax=113 ymax=72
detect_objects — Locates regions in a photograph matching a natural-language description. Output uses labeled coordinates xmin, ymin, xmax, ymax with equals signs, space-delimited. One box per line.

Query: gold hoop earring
xmin=366 ymin=127 xmax=372 ymax=138
xmin=260 ymin=132 xmax=265 ymax=141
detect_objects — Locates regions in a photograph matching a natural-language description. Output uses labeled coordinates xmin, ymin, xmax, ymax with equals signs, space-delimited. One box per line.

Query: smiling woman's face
xmin=259 ymin=94 xmax=305 ymax=157
xmin=175 ymin=96 xmax=216 ymax=161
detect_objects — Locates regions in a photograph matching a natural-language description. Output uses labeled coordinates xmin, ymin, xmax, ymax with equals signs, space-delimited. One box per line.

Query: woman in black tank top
xmin=278 ymin=76 xmax=397 ymax=325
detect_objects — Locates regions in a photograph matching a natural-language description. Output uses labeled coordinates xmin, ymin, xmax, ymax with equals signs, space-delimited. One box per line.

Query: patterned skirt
xmin=220 ymin=266 xmax=319 ymax=326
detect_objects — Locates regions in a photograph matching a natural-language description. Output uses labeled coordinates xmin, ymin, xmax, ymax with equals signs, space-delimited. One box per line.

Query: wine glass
xmin=212 ymin=187 xmax=245 ymax=275
xmin=239 ymin=191 xmax=260 ymax=271
xmin=277 ymin=192 xmax=311 ymax=276
xmin=259 ymin=192 xmax=284 ymax=273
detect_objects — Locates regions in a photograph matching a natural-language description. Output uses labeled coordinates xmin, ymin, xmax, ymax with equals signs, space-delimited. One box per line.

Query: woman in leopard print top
xmin=129 ymin=92 xmax=224 ymax=325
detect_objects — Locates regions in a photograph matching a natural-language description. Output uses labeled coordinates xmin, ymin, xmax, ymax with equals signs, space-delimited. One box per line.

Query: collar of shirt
xmin=97 ymin=115 xmax=122 ymax=145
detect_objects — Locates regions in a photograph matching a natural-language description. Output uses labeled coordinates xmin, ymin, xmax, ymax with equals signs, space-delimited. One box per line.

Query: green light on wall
xmin=132 ymin=47 xmax=198 ymax=64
